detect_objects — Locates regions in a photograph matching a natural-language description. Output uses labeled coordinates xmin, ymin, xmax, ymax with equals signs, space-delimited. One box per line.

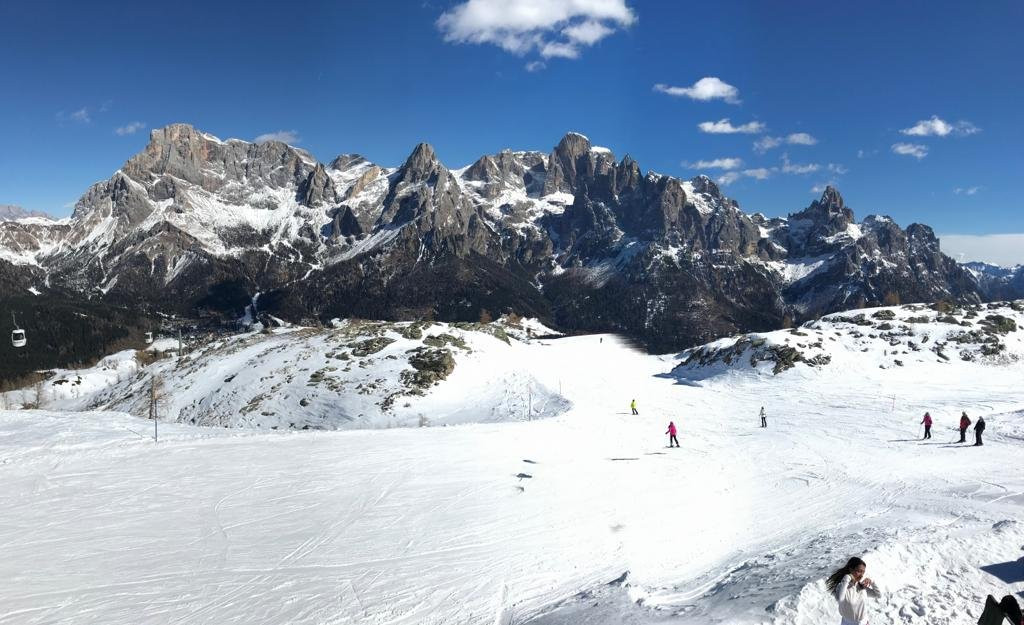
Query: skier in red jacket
xmin=666 ymin=421 xmax=679 ymax=448
xmin=958 ymin=412 xmax=971 ymax=443
xmin=921 ymin=412 xmax=933 ymax=439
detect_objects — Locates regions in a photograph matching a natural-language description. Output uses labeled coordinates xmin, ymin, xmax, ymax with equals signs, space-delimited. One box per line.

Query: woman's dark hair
xmin=825 ymin=557 xmax=866 ymax=593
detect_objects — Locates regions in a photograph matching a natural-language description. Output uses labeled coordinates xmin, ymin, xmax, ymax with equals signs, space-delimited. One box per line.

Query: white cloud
xmin=891 ymin=142 xmax=928 ymax=159
xmin=716 ymin=167 xmax=777 ymax=186
xmin=698 ymin=118 xmax=765 ymax=134
xmin=437 ymin=0 xmax=635 ymax=63
xmin=901 ymin=115 xmax=980 ymax=137
xmin=115 ymin=121 xmax=146 ymax=136
xmin=827 ymin=163 xmax=848 ymax=175
xmin=940 ymin=233 xmax=1024 ymax=266
xmin=810 ymin=183 xmax=829 ymax=194
xmin=717 ymin=172 xmax=741 ymax=185
xmin=57 ymin=107 xmax=92 ymax=124
xmin=752 ymin=133 xmax=815 ymax=153
xmin=683 ymin=157 xmax=743 ymax=170
xmin=953 ymin=186 xmax=982 ymax=196
xmin=563 ymin=19 xmax=614 ymax=44
xmin=540 ymin=41 xmax=580 ymax=58
xmin=524 ymin=60 xmax=546 ymax=72
xmin=742 ymin=167 xmax=773 ymax=180
xmin=653 ymin=77 xmax=740 ymax=103
xmin=781 ymin=153 xmax=820 ymax=175
xmin=786 ymin=132 xmax=817 ymax=145
xmin=254 ymin=130 xmax=301 ymax=144
xmin=857 ymin=149 xmax=865 ymax=159
xmin=753 ymin=136 xmax=783 ymax=153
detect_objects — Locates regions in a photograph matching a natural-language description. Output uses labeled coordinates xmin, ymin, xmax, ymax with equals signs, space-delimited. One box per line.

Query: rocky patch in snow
xmin=673 ymin=301 xmax=1024 ymax=378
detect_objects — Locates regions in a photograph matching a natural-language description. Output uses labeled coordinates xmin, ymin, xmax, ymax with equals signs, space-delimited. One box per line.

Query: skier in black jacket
xmin=973 ymin=416 xmax=986 ymax=446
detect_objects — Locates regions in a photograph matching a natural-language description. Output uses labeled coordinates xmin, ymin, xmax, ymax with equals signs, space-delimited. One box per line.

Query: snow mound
xmin=14 ymin=320 xmax=570 ymax=430
xmin=673 ymin=301 xmax=1024 ymax=381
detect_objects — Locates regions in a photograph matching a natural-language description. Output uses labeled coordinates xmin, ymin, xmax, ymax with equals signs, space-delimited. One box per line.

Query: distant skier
xmin=974 ymin=415 xmax=986 ymax=446
xmin=600 ymin=337 xmax=603 ymax=344
xmin=825 ymin=556 xmax=881 ymax=625
xmin=760 ymin=406 xmax=767 ymax=428
xmin=958 ymin=411 xmax=971 ymax=443
xmin=666 ymin=421 xmax=679 ymax=447
xmin=631 ymin=399 xmax=638 ymax=415
xmin=920 ymin=412 xmax=932 ymax=439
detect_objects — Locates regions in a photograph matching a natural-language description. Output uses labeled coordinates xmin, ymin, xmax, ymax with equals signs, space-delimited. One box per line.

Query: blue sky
xmin=2 ymin=0 xmax=1022 ymax=261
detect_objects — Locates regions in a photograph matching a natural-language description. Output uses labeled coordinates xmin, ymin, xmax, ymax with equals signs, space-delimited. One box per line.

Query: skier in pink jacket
xmin=921 ymin=412 xmax=932 ymax=439
xmin=666 ymin=421 xmax=679 ymax=448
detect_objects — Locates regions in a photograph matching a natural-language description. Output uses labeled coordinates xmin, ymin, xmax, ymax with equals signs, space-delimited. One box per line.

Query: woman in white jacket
xmin=825 ymin=557 xmax=882 ymax=625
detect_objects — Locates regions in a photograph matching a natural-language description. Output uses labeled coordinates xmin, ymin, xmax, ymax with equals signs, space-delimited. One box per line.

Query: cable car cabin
xmin=11 ymin=329 xmax=26 ymax=348
xmin=145 ymin=332 xmax=154 ymax=345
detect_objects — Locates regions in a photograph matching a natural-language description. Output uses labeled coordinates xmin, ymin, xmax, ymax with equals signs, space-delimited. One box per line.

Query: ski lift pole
xmin=150 ymin=375 xmax=159 ymax=443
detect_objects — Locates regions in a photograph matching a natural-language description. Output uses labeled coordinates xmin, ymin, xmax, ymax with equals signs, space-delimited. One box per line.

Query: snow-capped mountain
xmin=963 ymin=261 xmax=1024 ymax=301
xmin=0 ymin=124 xmax=982 ymax=350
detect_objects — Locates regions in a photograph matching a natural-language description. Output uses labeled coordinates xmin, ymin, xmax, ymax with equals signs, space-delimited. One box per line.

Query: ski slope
xmin=2 ymin=307 xmax=1023 ymax=624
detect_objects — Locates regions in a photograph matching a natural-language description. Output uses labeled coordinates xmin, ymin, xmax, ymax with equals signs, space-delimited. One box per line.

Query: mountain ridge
xmin=0 ymin=123 xmax=996 ymax=351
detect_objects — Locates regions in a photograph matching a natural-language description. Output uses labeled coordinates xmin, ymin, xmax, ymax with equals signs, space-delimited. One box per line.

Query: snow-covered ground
xmin=1 ymin=304 xmax=1022 ymax=624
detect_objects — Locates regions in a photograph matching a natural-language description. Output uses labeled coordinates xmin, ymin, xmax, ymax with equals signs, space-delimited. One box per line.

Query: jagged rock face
xmin=543 ymin=132 xmax=597 ymax=195
xmin=121 ymin=124 xmax=315 ymax=194
xmin=0 ymin=125 xmax=990 ymax=350
xmin=462 ymin=151 xmax=547 ymax=200
xmin=782 ymin=211 xmax=980 ymax=316
xmin=783 ymin=186 xmax=856 ymax=257
xmin=298 ymin=164 xmax=337 ymax=207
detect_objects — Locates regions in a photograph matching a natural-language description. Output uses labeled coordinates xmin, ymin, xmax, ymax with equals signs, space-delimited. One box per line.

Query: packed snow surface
xmin=1 ymin=303 xmax=1022 ymax=625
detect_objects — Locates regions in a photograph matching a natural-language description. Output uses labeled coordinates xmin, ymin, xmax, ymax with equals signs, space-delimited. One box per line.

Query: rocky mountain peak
xmin=330 ymin=154 xmax=369 ymax=171
xmin=690 ymin=175 xmax=723 ymax=198
xmin=543 ymin=132 xmax=598 ymax=195
xmin=298 ymin=163 xmax=337 ymax=208
xmin=555 ymin=132 xmax=592 ymax=158
xmin=793 ymin=185 xmax=855 ymax=228
xmin=463 ymin=154 xmax=497 ymax=181
xmin=0 ymin=205 xmax=52 ymax=221
xmin=399 ymin=142 xmax=445 ymax=183
xmin=818 ymin=185 xmax=845 ymax=211
xmin=123 ymin=123 xmax=217 ymax=186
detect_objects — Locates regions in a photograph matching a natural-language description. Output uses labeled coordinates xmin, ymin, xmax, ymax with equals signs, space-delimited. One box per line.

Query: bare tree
xmin=31 ymin=379 xmax=45 ymax=409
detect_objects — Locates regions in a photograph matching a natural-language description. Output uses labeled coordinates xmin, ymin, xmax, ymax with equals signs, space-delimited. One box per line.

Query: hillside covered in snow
xmin=674 ymin=300 xmax=1024 ymax=379
xmin=7 ymin=317 xmax=567 ymax=430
